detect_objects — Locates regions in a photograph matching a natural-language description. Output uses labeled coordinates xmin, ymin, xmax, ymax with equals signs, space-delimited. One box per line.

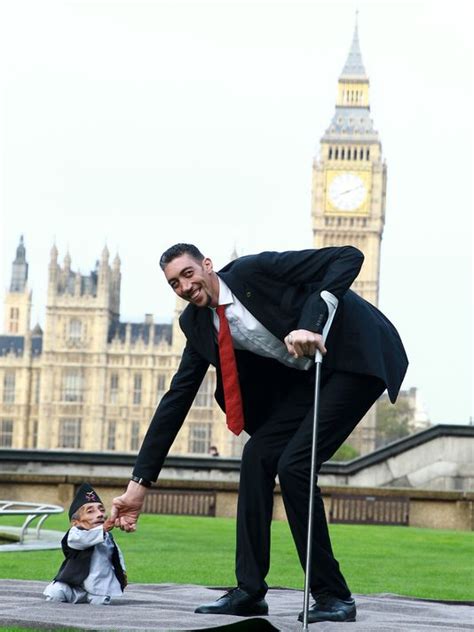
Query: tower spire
xmin=331 ymin=13 xmax=372 ymax=114
xmin=10 ymin=235 xmax=29 ymax=292
xmin=340 ymin=12 xmax=367 ymax=80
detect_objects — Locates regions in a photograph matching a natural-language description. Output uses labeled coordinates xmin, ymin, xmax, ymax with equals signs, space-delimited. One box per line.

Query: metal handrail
xmin=0 ymin=501 xmax=64 ymax=544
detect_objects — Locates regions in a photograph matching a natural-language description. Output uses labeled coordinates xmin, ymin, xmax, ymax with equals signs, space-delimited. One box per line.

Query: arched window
xmin=347 ymin=148 xmax=351 ymax=160
xmin=366 ymin=148 xmax=370 ymax=160
xmin=360 ymin=148 xmax=364 ymax=160
xmin=335 ymin=148 xmax=339 ymax=159
xmin=328 ymin=147 xmax=333 ymax=159
xmin=341 ymin=148 xmax=345 ymax=160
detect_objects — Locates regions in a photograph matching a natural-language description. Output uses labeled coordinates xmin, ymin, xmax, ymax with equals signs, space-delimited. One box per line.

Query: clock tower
xmin=312 ymin=18 xmax=386 ymax=454
xmin=312 ymin=17 xmax=386 ymax=307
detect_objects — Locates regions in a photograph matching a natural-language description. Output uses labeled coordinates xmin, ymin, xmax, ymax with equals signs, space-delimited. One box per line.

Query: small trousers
xmin=43 ymin=581 xmax=112 ymax=605
xmin=235 ymin=369 xmax=385 ymax=599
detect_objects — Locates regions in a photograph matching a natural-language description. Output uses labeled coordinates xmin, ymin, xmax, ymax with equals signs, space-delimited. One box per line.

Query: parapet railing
xmin=0 ymin=500 xmax=64 ymax=544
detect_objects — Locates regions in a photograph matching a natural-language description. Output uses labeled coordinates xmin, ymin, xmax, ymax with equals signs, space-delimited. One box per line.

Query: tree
xmin=375 ymin=398 xmax=413 ymax=448
xmin=331 ymin=442 xmax=359 ymax=462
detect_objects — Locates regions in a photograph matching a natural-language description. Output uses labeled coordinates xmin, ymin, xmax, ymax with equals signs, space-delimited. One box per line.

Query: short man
xmin=110 ymin=244 xmax=408 ymax=623
xmin=44 ymin=483 xmax=127 ymax=605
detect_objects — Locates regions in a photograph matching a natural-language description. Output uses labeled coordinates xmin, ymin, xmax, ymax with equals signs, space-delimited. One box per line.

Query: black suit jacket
xmin=134 ymin=247 xmax=408 ymax=481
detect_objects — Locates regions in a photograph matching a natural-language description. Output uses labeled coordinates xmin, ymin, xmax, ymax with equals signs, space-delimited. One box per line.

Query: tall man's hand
xmin=107 ymin=480 xmax=147 ymax=532
xmin=284 ymin=329 xmax=326 ymax=359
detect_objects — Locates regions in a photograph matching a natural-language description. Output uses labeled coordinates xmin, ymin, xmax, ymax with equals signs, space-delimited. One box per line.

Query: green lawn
xmin=0 ymin=513 xmax=472 ymax=601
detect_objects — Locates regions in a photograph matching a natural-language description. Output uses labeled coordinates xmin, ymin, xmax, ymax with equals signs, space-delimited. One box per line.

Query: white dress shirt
xmin=211 ymin=277 xmax=312 ymax=371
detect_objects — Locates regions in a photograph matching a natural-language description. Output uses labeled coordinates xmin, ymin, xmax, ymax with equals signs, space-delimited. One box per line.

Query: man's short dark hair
xmin=159 ymin=243 xmax=205 ymax=270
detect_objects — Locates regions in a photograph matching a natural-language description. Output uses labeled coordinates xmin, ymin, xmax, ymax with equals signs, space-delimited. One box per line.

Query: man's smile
xmin=186 ymin=286 xmax=202 ymax=302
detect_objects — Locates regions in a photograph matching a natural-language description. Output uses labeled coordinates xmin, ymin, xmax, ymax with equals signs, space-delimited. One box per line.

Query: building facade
xmin=0 ymin=239 xmax=246 ymax=457
xmin=312 ymin=20 xmax=388 ymax=454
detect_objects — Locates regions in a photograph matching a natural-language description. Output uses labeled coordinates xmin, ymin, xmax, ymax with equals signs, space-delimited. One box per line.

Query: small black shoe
xmin=298 ymin=594 xmax=356 ymax=623
xmin=194 ymin=588 xmax=269 ymax=616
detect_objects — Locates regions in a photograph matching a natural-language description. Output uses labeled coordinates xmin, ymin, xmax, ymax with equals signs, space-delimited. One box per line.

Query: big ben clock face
xmin=328 ymin=173 xmax=367 ymax=211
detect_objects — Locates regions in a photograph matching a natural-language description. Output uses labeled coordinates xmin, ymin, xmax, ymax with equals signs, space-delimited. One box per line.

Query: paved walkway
xmin=0 ymin=580 xmax=472 ymax=631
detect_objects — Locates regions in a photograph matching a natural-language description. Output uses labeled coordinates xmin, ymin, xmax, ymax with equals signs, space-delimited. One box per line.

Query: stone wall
xmin=1 ymin=473 xmax=472 ymax=531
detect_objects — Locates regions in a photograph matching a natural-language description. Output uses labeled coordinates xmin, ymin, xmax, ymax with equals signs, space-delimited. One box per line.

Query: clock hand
xmin=338 ymin=184 xmax=365 ymax=196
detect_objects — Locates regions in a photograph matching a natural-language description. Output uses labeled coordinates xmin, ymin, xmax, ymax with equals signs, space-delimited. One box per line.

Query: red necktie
xmin=216 ymin=305 xmax=244 ymax=436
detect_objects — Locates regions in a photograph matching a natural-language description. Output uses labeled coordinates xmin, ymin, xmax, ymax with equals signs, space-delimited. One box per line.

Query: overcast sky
xmin=0 ymin=0 xmax=472 ymax=425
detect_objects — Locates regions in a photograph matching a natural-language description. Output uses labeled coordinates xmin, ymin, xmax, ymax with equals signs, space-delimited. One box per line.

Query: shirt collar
xmin=216 ymin=276 xmax=234 ymax=307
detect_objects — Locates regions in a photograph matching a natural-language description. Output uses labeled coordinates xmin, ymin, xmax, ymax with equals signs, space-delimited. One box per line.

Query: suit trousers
xmin=235 ymin=369 xmax=385 ymax=599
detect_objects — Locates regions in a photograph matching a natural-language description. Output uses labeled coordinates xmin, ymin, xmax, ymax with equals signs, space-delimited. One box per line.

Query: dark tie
xmin=216 ymin=305 xmax=244 ymax=436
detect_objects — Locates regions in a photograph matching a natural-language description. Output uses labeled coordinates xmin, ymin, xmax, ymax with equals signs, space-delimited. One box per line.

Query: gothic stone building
xmin=0 ymin=238 xmax=246 ymax=457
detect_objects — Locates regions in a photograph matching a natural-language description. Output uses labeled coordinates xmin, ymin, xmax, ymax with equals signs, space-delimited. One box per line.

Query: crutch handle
xmin=315 ymin=291 xmax=339 ymax=364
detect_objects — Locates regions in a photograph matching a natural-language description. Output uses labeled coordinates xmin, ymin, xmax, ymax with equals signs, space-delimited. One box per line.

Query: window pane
xmin=194 ymin=373 xmax=214 ymax=407
xmin=3 ymin=372 xmax=16 ymax=404
xmin=110 ymin=373 xmax=119 ymax=404
xmin=130 ymin=421 xmax=140 ymax=451
xmin=61 ymin=371 xmax=84 ymax=402
xmin=58 ymin=418 xmax=82 ymax=449
xmin=106 ymin=421 xmax=116 ymax=450
xmin=133 ymin=374 xmax=142 ymax=405
xmin=69 ymin=319 xmax=82 ymax=341
xmin=188 ymin=423 xmax=211 ymax=454
xmin=0 ymin=419 xmax=13 ymax=447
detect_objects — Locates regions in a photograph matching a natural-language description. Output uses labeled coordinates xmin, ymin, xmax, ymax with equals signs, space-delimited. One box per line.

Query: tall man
xmin=110 ymin=243 xmax=408 ymax=623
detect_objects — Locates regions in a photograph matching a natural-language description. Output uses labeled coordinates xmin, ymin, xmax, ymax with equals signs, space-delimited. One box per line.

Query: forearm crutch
xmin=302 ymin=291 xmax=339 ymax=631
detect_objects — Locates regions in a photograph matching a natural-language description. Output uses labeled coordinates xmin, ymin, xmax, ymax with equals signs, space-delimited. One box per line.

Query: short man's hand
xmin=284 ymin=329 xmax=326 ymax=359
xmin=109 ymin=480 xmax=147 ymax=533
xmin=103 ymin=518 xmax=115 ymax=532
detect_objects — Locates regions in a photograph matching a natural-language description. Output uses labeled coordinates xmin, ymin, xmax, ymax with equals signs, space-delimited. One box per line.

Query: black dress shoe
xmin=194 ymin=588 xmax=269 ymax=616
xmin=298 ymin=594 xmax=356 ymax=623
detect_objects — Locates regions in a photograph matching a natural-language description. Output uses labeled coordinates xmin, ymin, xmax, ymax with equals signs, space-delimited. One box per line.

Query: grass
xmin=0 ymin=513 xmax=472 ymax=602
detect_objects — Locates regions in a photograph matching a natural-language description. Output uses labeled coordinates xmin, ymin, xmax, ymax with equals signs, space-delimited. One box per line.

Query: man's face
xmin=164 ymin=254 xmax=219 ymax=308
xmin=73 ymin=502 xmax=106 ymax=529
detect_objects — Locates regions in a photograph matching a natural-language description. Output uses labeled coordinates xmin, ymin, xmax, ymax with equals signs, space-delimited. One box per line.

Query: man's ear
xmin=202 ymin=257 xmax=213 ymax=273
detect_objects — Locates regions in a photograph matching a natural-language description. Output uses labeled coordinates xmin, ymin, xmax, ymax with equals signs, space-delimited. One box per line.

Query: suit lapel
xmin=218 ymin=271 xmax=255 ymax=311
xmin=218 ymin=269 xmax=276 ymax=337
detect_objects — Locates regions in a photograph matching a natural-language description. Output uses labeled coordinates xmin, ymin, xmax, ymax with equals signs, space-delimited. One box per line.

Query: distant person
xmin=110 ymin=244 xmax=408 ymax=623
xmin=44 ymin=483 xmax=126 ymax=605
xmin=209 ymin=445 xmax=220 ymax=457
